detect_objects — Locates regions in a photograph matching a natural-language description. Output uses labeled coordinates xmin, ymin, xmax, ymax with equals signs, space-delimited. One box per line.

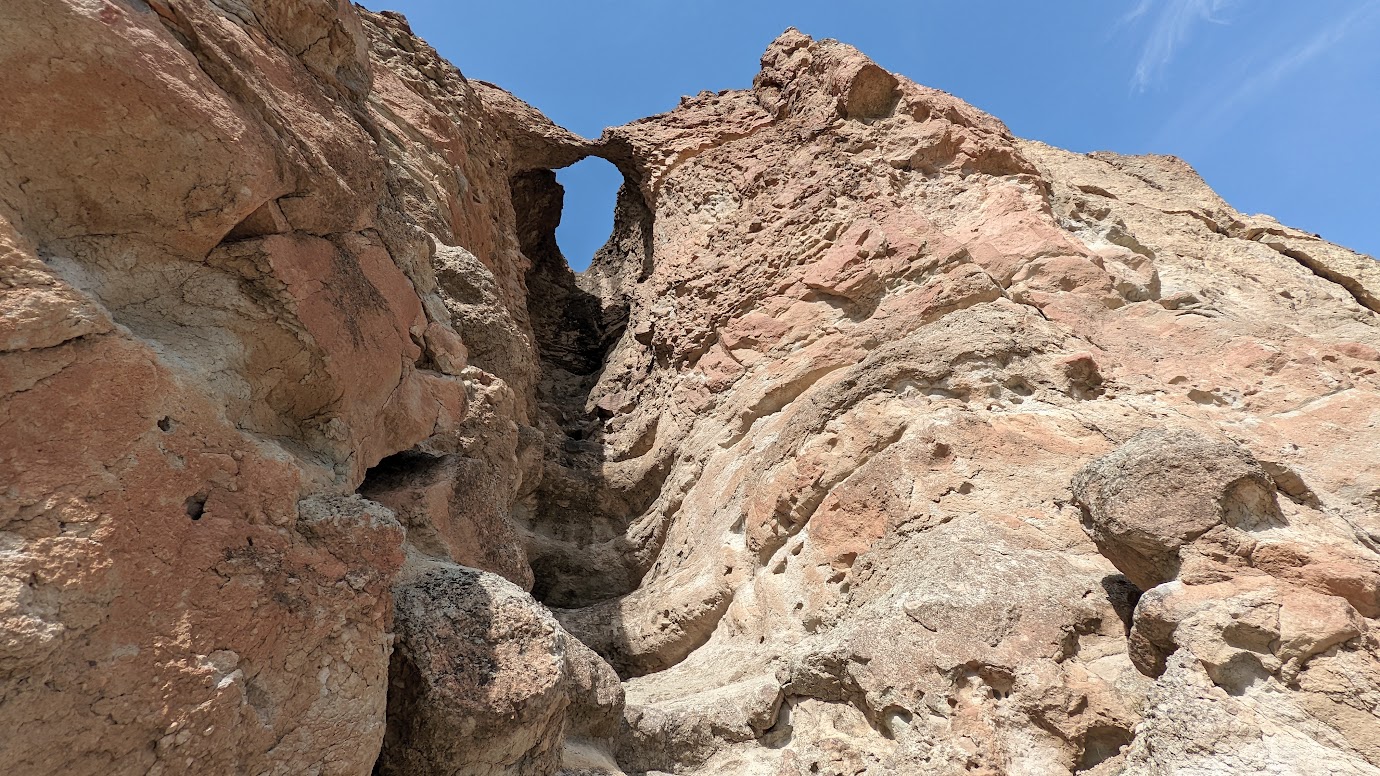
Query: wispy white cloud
xmin=1151 ymin=0 xmax=1380 ymax=146
xmin=1212 ymin=1 xmax=1380 ymax=111
xmin=1126 ymin=0 xmax=1238 ymax=90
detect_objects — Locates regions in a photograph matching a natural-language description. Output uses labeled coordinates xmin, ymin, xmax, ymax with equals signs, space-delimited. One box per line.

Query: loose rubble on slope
xmin=1 ymin=3 xmax=1377 ymax=775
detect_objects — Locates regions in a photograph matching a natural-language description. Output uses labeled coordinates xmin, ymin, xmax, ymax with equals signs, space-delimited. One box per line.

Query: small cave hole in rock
xmin=1078 ymin=725 xmax=1134 ymax=771
xmin=358 ymin=450 xmax=446 ymax=495
xmin=880 ymin=705 xmax=913 ymax=740
xmin=555 ymin=156 xmax=621 ymax=272
xmin=157 ymin=416 xmax=175 ymax=433
xmin=1101 ymin=574 xmax=1143 ymax=636
xmin=185 ymin=492 xmax=207 ymax=520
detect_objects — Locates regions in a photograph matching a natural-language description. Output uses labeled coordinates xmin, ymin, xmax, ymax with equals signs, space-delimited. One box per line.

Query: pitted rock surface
xmin=2 ymin=6 xmax=1378 ymax=776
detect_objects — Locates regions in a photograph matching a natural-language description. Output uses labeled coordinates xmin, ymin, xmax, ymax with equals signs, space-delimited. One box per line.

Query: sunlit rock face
xmin=548 ymin=28 xmax=1380 ymax=776
xmin=2 ymin=4 xmax=1378 ymax=776
xmin=0 ymin=2 xmax=592 ymax=773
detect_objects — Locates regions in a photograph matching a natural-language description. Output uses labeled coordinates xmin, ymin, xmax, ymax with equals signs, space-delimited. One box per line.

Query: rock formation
xmin=2 ymin=3 xmax=1377 ymax=775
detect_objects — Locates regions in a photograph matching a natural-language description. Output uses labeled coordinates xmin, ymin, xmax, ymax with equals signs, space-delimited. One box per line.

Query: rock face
xmin=2 ymin=5 xmax=1378 ymax=776
xmin=550 ymin=30 xmax=1380 ymax=776
xmin=0 ymin=2 xmax=596 ymax=774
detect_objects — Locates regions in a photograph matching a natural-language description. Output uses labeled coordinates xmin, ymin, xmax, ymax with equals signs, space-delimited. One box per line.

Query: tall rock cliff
xmin=2 ymin=3 xmax=1378 ymax=775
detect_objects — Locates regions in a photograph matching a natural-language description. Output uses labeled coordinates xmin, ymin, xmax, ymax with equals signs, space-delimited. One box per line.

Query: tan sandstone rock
xmin=536 ymin=27 xmax=1380 ymax=776
xmin=4 ymin=6 xmax=1379 ymax=776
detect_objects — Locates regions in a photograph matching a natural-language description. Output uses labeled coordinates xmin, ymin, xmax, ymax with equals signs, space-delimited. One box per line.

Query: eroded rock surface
xmin=543 ymin=28 xmax=1380 ymax=776
xmin=0 ymin=1 xmax=594 ymax=774
xmin=377 ymin=563 xmax=623 ymax=776
xmin=3 ymin=5 xmax=1378 ymax=776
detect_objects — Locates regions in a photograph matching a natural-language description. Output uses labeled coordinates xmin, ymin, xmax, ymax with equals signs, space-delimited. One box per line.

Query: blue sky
xmin=361 ymin=1 xmax=1380 ymax=270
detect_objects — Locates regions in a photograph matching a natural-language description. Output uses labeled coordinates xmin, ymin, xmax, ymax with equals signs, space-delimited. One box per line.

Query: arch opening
xmin=555 ymin=156 xmax=622 ymax=272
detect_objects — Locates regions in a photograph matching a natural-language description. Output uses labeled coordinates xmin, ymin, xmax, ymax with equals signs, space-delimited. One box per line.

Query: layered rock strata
xmin=2 ymin=4 xmax=1378 ymax=776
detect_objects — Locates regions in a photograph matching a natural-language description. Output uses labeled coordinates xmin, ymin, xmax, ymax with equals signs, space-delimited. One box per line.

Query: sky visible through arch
xmin=360 ymin=0 xmax=1380 ymax=271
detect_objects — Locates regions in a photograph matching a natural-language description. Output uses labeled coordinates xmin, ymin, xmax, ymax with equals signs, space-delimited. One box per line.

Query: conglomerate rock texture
xmin=2 ymin=3 xmax=1378 ymax=775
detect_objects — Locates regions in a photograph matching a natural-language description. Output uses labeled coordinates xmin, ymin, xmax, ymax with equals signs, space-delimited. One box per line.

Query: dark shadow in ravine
xmin=512 ymin=161 xmax=662 ymax=610
xmin=511 ymin=154 xmax=695 ymax=689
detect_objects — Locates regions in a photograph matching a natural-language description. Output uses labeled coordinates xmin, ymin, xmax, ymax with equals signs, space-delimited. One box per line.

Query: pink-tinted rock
xmin=5 ymin=8 xmax=1380 ymax=776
